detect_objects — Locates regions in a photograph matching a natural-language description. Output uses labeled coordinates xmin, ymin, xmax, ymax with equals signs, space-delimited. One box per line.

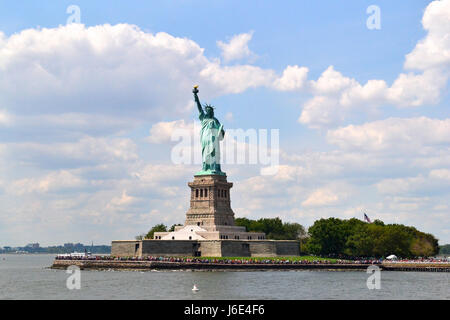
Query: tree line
xmin=235 ymin=217 xmax=307 ymax=240
xmin=440 ymin=244 xmax=450 ymax=255
xmin=139 ymin=217 xmax=440 ymax=258
xmin=305 ymin=218 xmax=439 ymax=258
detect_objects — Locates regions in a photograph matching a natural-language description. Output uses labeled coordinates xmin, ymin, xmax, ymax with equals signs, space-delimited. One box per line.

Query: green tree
xmin=305 ymin=218 xmax=348 ymax=255
xmin=224 ymin=215 xmax=438 ymax=258
xmin=345 ymin=226 xmax=375 ymax=257
xmin=145 ymin=223 xmax=167 ymax=239
xmin=410 ymin=237 xmax=435 ymax=257
xmin=439 ymin=244 xmax=450 ymax=254
xmin=372 ymin=219 xmax=385 ymax=226
xmin=235 ymin=217 xmax=253 ymax=232
xmin=235 ymin=217 xmax=306 ymax=240
xmin=282 ymin=222 xmax=307 ymax=240
xmin=409 ymin=232 xmax=439 ymax=257
xmin=373 ymin=225 xmax=413 ymax=258
xmin=259 ymin=218 xmax=285 ymax=239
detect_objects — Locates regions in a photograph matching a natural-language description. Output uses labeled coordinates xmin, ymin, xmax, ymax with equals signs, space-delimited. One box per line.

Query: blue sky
xmin=0 ymin=0 xmax=449 ymax=246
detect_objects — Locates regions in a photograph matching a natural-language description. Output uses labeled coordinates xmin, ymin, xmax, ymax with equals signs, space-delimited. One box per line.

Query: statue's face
xmin=206 ymin=107 xmax=214 ymax=117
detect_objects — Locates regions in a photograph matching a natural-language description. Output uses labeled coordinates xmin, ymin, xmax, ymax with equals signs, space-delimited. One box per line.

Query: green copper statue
xmin=193 ymin=85 xmax=226 ymax=176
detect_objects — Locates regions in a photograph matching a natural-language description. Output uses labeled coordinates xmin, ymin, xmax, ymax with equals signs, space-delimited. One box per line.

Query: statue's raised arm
xmin=193 ymin=85 xmax=204 ymax=116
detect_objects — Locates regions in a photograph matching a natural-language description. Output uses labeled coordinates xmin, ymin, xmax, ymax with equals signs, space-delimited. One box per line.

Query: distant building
xmin=26 ymin=243 xmax=40 ymax=249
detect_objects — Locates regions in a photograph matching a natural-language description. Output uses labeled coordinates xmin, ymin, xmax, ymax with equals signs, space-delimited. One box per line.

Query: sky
xmin=0 ymin=0 xmax=449 ymax=246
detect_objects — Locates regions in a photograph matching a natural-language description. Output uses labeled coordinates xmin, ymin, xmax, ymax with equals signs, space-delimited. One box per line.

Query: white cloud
xmin=327 ymin=117 xmax=450 ymax=152
xmin=0 ymin=24 xmax=303 ymax=141
xmin=429 ymin=168 xmax=450 ymax=181
xmin=200 ymin=63 xmax=275 ymax=94
xmin=376 ymin=175 xmax=425 ymax=195
xmin=0 ymin=109 xmax=12 ymax=126
xmin=133 ymin=164 xmax=192 ymax=183
xmin=298 ymin=96 xmax=341 ymax=128
xmin=107 ymin=190 xmax=138 ymax=210
xmin=387 ymin=69 xmax=448 ymax=107
xmin=299 ymin=67 xmax=389 ymax=128
xmin=0 ymin=24 xmax=208 ymax=119
xmin=0 ymin=23 xmax=323 ymax=146
xmin=8 ymin=170 xmax=86 ymax=195
xmin=339 ymin=79 xmax=388 ymax=108
xmin=217 ymin=31 xmax=255 ymax=62
xmin=310 ymin=66 xmax=356 ymax=95
xmin=147 ymin=119 xmax=196 ymax=144
xmin=298 ymin=1 xmax=450 ymax=128
xmin=273 ymin=65 xmax=309 ymax=91
xmin=1 ymin=136 xmax=138 ymax=171
xmin=301 ymin=188 xmax=340 ymax=207
xmin=404 ymin=0 xmax=450 ymax=71
xmin=376 ymin=169 xmax=450 ymax=195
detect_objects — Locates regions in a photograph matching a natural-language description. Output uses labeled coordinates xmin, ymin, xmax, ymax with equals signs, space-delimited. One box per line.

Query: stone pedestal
xmin=153 ymin=174 xmax=265 ymax=241
xmin=185 ymin=174 xmax=235 ymax=227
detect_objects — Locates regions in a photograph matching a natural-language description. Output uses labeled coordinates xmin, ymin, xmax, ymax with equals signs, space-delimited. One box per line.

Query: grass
xmin=181 ymin=255 xmax=339 ymax=263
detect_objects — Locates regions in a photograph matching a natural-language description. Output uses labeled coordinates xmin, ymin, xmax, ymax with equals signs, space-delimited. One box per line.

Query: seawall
xmin=51 ymin=259 xmax=450 ymax=272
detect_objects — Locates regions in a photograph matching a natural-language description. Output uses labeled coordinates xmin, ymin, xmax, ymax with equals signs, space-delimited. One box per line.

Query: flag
xmin=364 ymin=213 xmax=372 ymax=223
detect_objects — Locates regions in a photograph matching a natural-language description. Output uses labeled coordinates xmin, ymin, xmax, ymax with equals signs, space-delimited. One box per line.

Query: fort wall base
xmin=111 ymin=239 xmax=300 ymax=258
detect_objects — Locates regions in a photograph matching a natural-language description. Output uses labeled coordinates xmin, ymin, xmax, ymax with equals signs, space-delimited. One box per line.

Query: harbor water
xmin=0 ymin=254 xmax=448 ymax=300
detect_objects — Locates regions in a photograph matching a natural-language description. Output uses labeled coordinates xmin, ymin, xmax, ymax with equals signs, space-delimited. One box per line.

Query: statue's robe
xmin=199 ymin=113 xmax=224 ymax=172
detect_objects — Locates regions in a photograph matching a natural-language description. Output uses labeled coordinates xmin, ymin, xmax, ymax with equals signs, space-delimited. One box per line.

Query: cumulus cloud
xmin=147 ymin=119 xmax=197 ymax=144
xmin=310 ymin=66 xmax=356 ymax=95
xmin=107 ymin=190 xmax=138 ymax=209
xmin=273 ymin=65 xmax=309 ymax=91
xmin=0 ymin=24 xmax=303 ymax=141
xmin=3 ymin=136 xmax=138 ymax=169
xmin=298 ymin=67 xmax=386 ymax=128
xmin=298 ymin=0 xmax=450 ymax=129
xmin=200 ymin=63 xmax=275 ymax=94
xmin=326 ymin=117 xmax=450 ymax=152
xmin=301 ymin=188 xmax=340 ymax=207
xmin=376 ymin=169 xmax=450 ymax=195
xmin=339 ymin=80 xmax=388 ymax=108
xmin=132 ymin=164 xmax=193 ymax=183
xmin=0 ymin=24 xmax=207 ymax=119
xmin=7 ymin=170 xmax=86 ymax=195
xmin=404 ymin=0 xmax=450 ymax=71
xmin=298 ymin=95 xmax=343 ymax=129
xmin=217 ymin=31 xmax=255 ymax=62
xmin=387 ymin=69 xmax=448 ymax=107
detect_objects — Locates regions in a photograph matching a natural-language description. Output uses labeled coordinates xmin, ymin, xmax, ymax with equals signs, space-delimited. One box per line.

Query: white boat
xmin=192 ymin=284 xmax=199 ymax=292
xmin=57 ymin=252 xmax=91 ymax=258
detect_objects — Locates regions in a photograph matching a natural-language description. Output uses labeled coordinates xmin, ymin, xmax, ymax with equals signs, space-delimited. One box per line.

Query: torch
xmin=193 ymin=84 xmax=199 ymax=94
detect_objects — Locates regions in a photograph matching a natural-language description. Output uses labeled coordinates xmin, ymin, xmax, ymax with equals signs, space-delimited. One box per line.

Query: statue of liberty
xmin=193 ymin=85 xmax=225 ymax=176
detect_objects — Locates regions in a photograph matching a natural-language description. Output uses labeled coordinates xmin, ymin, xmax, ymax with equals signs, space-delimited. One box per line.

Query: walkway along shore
xmin=51 ymin=259 xmax=450 ymax=272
